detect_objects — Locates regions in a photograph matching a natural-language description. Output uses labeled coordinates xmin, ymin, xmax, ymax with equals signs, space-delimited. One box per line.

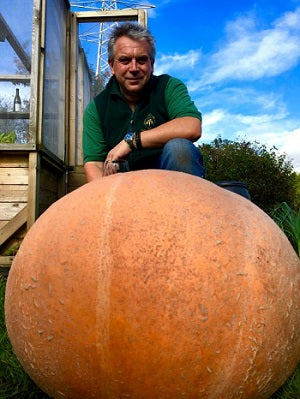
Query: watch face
xmin=124 ymin=133 xmax=133 ymax=141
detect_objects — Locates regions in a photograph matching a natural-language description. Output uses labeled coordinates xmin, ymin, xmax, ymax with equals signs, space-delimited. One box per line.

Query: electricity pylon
xmin=70 ymin=1 xmax=154 ymax=83
xmin=96 ymin=1 xmax=118 ymax=80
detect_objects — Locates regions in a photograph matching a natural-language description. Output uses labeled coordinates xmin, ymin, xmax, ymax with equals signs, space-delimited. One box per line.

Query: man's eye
xmin=136 ymin=56 xmax=149 ymax=64
xmin=117 ymin=56 xmax=149 ymax=65
xmin=118 ymin=57 xmax=131 ymax=65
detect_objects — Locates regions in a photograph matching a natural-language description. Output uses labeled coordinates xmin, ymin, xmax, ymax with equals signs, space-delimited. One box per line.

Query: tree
xmin=199 ymin=137 xmax=298 ymax=213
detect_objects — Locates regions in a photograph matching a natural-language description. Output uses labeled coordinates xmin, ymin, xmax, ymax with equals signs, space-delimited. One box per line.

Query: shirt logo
xmin=144 ymin=113 xmax=156 ymax=129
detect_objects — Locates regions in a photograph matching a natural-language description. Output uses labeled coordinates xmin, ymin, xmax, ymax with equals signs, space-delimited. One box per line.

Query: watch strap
xmin=124 ymin=132 xmax=136 ymax=151
xmin=124 ymin=132 xmax=142 ymax=151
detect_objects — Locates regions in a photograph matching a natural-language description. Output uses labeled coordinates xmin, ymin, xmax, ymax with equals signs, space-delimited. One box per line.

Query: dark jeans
xmin=157 ymin=138 xmax=205 ymax=178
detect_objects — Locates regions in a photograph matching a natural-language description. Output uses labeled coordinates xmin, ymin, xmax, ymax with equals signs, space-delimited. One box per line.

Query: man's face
xmin=109 ymin=36 xmax=154 ymax=98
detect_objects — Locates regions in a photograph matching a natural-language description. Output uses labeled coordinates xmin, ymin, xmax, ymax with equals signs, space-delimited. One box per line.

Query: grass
xmin=271 ymin=363 xmax=300 ymax=399
xmin=270 ymin=202 xmax=300 ymax=257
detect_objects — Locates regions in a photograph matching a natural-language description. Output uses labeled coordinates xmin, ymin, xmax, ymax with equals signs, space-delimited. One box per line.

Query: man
xmin=83 ymin=23 xmax=205 ymax=181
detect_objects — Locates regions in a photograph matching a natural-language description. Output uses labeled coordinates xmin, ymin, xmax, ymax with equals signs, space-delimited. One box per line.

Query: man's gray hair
xmin=107 ymin=23 xmax=156 ymax=63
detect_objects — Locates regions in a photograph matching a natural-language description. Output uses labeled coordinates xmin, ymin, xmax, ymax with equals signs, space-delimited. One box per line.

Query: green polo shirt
xmin=83 ymin=74 xmax=201 ymax=167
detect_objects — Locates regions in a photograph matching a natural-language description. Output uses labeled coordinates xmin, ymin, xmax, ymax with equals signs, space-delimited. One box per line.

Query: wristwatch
xmin=124 ymin=132 xmax=135 ymax=151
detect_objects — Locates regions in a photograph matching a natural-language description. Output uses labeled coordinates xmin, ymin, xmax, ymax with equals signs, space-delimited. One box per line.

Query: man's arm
xmin=139 ymin=76 xmax=202 ymax=146
xmin=82 ymin=101 xmax=108 ymax=181
xmin=140 ymin=116 xmax=201 ymax=148
xmin=105 ymin=116 xmax=201 ymax=162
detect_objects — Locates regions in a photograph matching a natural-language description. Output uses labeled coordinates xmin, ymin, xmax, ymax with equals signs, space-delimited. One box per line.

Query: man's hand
xmin=103 ymin=140 xmax=132 ymax=176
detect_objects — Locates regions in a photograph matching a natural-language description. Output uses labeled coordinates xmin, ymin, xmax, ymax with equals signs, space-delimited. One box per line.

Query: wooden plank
xmin=0 ymin=203 xmax=27 ymax=221
xmin=0 ymin=205 xmax=27 ymax=246
xmin=0 ymin=143 xmax=35 ymax=150
xmin=0 ymin=185 xmax=28 ymax=202
xmin=0 ymin=154 xmax=29 ymax=167
xmin=68 ymin=13 xmax=77 ymax=166
xmin=29 ymin=0 xmax=44 ymax=145
xmin=64 ymin=10 xmax=71 ymax=167
xmin=0 ymin=256 xmax=14 ymax=266
xmin=27 ymin=152 xmax=37 ymax=228
xmin=0 ymin=221 xmax=8 ymax=229
xmin=0 ymin=256 xmax=14 ymax=274
xmin=0 ymin=257 xmax=15 ymax=276
xmin=0 ymin=74 xmax=31 ymax=82
xmin=77 ymin=50 xmax=84 ymax=166
xmin=13 ymin=225 xmax=26 ymax=239
xmin=0 ymin=111 xmax=30 ymax=119
xmin=138 ymin=9 xmax=147 ymax=27
xmin=75 ymin=9 xmax=140 ymax=23
xmin=0 ymin=168 xmax=28 ymax=184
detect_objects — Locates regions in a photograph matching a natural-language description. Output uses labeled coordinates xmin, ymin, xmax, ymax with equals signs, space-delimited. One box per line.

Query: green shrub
xmin=199 ymin=137 xmax=298 ymax=214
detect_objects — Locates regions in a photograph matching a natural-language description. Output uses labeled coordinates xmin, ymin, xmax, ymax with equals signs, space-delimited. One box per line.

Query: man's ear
xmin=151 ymin=60 xmax=154 ymax=73
xmin=108 ymin=61 xmax=115 ymax=75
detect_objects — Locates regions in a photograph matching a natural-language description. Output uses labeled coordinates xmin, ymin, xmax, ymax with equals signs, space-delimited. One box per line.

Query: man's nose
xmin=129 ymin=59 xmax=139 ymax=71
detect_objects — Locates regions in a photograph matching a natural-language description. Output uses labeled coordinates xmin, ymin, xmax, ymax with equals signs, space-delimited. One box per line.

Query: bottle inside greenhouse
xmin=13 ymin=88 xmax=21 ymax=112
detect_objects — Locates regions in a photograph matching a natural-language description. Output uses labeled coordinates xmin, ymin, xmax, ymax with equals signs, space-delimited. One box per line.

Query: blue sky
xmin=145 ymin=0 xmax=300 ymax=172
xmin=1 ymin=0 xmax=299 ymax=171
xmin=0 ymin=0 xmax=32 ymax=104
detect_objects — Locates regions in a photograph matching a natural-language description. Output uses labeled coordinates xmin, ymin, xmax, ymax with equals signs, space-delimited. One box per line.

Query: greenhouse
xmin=0 ymin=0 xmax=147 ymax=271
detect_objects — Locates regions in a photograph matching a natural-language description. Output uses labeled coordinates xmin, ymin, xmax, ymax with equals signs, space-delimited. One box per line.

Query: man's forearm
xmin=84 ymin=162 xmax=104 ymax=182
xmin=140 ymin=117 xmax=201 ymax=149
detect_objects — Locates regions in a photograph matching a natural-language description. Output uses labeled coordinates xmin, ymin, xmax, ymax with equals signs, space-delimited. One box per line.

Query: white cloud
xmin=154 ymin=49 xmax=201 ymax=75
xmin=281 ymin=128 xmax=300 ymax=172
xmin=194 ymin=86 xmax=285 ymax=114
xmin=235 ymin=112 xmax=288 ymax=126
xmin=202 ymin=109 xmax=226 ymax=126
xmin=275 ymin=7 xmax=300 ymax=29
xmin=189 ymin=7 xmax=300 ymax=89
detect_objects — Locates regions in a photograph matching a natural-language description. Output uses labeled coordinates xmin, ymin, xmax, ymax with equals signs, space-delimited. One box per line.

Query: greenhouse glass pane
xmin=42 ymin=0 xmax=67 ymax=160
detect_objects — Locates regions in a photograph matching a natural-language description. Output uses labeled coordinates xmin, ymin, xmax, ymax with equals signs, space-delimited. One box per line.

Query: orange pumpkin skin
xmin=5 ymin=170 xmax=300 ymax=399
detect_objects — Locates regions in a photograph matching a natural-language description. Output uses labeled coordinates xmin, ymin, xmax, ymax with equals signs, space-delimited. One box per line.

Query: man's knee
xmin=163 ymin=138 xmax=190 ymax=152
xmin=159 ymin=138 xmax=205 ymax=177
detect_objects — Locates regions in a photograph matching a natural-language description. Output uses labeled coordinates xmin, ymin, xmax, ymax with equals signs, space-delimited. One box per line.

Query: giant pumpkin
xmin=5 ymin=170 xmax=300 ymax=398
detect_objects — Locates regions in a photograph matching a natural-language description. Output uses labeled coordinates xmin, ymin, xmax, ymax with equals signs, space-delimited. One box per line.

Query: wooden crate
xmin=0 ymin=153 xmax=29 ymax=270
